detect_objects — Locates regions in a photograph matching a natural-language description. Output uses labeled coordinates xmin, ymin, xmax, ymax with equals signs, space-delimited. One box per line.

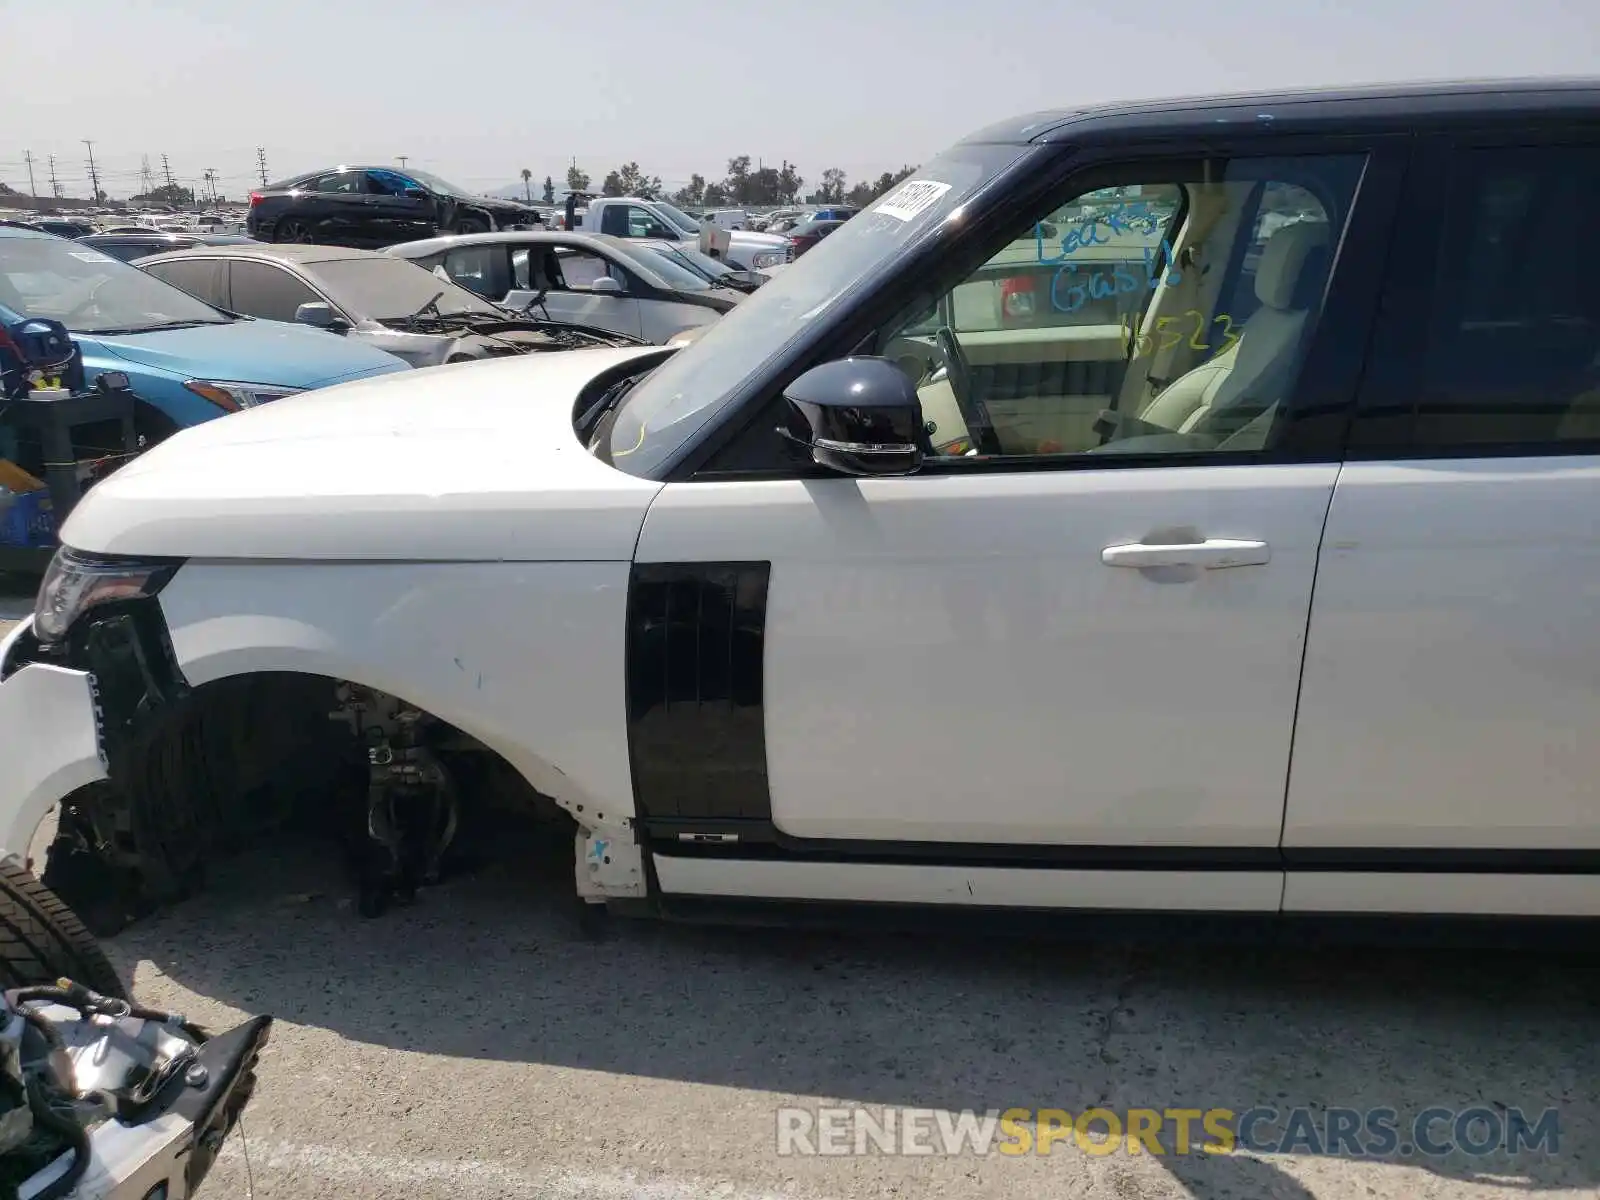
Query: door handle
xmin=1101 ymin=539 xmax=1271 ymax=569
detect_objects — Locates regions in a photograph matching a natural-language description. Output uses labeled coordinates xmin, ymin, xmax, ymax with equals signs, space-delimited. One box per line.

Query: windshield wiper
xmin=405 ymin=291 xmax=445 ymax=322
xmin=577 ymin=373 xmax=644 ymax=443
xmin=86 ymin=318 xmax=225 ymax=335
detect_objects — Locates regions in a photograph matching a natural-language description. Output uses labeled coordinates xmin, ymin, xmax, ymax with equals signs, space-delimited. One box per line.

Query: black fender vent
xmin=625 ymin=562 xmax=772 ymax=823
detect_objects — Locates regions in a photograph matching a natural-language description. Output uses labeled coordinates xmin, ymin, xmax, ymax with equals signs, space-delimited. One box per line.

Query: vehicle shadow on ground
xmin=108 ymin=832 xmax=1599 ymax=1198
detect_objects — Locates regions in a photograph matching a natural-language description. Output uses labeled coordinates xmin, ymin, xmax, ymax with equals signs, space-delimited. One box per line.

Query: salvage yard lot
xmin=103 ymin=838 xmax=1598 ymax=1200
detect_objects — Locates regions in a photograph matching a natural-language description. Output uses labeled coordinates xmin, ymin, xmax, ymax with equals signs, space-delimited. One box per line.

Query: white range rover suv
xmin=5 ymin=77 xmax=1600 ymax=931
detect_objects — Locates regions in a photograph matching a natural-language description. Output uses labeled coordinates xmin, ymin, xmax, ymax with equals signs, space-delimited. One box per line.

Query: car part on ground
xmin=0 ymin=960 xmax=271 ymax=1199
xmin=0 ymin=860 xmax=124 ymax=998
xmin=135 ymin=243 xmax=645 ymax=366
xmin=247 ymin=166 xmax=540 ymax=249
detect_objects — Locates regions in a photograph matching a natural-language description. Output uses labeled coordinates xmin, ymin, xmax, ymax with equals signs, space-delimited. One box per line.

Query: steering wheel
xmin=934 ymin=326 xmax=1000 ymax=455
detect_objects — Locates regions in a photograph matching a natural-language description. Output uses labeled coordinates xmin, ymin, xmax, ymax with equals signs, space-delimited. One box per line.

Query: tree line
xmin=518 ymin=158 xmax=920 ymax=209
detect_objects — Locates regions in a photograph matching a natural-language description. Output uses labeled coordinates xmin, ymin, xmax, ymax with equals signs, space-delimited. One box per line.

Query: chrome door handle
xmin=1101 ymin=539 xmax=1271 ymax=569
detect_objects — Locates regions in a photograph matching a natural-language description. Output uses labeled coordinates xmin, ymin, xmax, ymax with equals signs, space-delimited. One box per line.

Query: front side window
xmin=554 ymin=249 xmax=622 ymax=291
xmin=874 ymin=154 xmax=1362 ymax=460
xmin=1409 ymin=145 xmax=1600 ymax=449
xmin=624 ymin=206 xmax=674 ymax=239
xmin=441 ymin=245 xmax=508 ymax=297
xmin=0 ymin=234 xmax=229 ymax=334
xmin=227 ymin=260 xmax=322 ymax=322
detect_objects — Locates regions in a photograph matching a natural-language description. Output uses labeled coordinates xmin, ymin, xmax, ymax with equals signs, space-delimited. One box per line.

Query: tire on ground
xmin=0 ymin=859 xmax=126 ymax=998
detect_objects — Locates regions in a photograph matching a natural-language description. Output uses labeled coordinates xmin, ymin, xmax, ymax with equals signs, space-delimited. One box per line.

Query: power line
xmin=82 ymin=139 xmax=100 ymax=200
xmin=21 ymin=151 xmax=36 ymax=198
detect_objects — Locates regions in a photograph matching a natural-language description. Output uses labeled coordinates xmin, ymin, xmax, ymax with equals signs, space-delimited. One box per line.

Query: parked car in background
xmin=0 ymin=225 xmax=407 ymax=439
xmin=386 ymin=231 xmax=743 ymax=345
xmin=247 ymin=165 xmax=542 ymax=248
xmin=783 ymin=213 xmax=847 ymax=256
xmin=137 ymin=242 xmax=643 ymax=367
xmin=578 ymin=197 xmax=791 ymax=270
xmin=24 ymin=219 xmax=96 ymax=240
xmin=78 ymin=231 xmax=258 ymax=263
xmin=634 ymin=239 xmax=778 ymax=291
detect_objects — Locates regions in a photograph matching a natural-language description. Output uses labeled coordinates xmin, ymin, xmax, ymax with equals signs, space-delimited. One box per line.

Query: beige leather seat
xmin=1133 ymin=219 xmax=1331 ymax=441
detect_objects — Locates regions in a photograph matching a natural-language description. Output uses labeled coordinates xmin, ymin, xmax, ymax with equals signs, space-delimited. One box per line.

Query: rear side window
xmin=1411 ymin=145 xmax=1600 ymax=449
xmin=228 ymin=260 xmax=323 ymax=322
xmin=141 ymin=258 xmax=225 ymax=306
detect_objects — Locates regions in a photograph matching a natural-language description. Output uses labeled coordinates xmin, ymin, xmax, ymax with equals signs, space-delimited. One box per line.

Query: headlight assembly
xmin=750 ymin=251 xmax=784 ymax=269
xmin=184 ymin=379 xmax=303 ymax=412
xmin=34 ymin=548 xmax=181 ymax=644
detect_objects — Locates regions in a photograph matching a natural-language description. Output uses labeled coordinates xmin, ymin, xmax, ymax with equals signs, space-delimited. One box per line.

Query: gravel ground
xmin=96 ymin=834 xmax=1598 ymax=1200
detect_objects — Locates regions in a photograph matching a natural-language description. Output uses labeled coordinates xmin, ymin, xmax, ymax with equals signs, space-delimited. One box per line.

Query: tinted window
xmin=142 ymin=258 xmax=225 ymax=306
xmin=1411 ymin=145 xmax=1600 ymax=449
xmin=315 ymin=172 xmax=363 ymax=194
xmin=442 ymin=245 xmax=509 ymax=297
xmin=228 ymin=260 xmax=323 ymax=322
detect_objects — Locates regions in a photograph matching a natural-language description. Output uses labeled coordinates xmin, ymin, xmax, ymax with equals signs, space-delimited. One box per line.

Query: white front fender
xmin=158 ymin=560 xmax=641 ymax=845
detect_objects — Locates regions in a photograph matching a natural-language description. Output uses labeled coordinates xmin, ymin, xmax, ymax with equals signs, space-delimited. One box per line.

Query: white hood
xmin=62 ymin=348 xmax=668 ymax=562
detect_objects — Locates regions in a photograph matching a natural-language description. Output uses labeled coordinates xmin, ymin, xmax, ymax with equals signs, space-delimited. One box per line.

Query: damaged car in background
xmin=136 ymin=243 xmax=645 ymax=366
xmin=246 ymin=165 xmax=541 ymax=247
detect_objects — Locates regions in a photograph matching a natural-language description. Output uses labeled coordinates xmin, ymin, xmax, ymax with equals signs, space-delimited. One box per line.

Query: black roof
xmin=961 ymin=77 xmax=1600 ymax=146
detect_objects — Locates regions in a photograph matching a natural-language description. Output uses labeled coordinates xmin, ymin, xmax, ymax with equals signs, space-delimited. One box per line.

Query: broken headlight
xmin=33 ymin=548 xmax=181 ymax=644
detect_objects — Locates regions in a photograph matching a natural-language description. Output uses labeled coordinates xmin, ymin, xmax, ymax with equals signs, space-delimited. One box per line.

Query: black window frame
xmin=1347 ymin=124 xmax=1600 ymax=459
xmin=223 ymin=258 xmax=336 ymax=323
xmin=685 ymin=133 xmax=1408 ymax=481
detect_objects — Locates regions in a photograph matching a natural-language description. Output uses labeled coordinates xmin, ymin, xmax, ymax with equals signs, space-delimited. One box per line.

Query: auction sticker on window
xmin=873 ymin=180 xmax=953 ymax=221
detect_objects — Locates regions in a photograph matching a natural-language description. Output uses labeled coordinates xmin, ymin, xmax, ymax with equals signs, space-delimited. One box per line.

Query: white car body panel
xmin=156 ymin=560 xmax=641 ymax=830
xmin=59 ymin=349 xmax=665 ymax=561
xmin=1282 ymin=872 xmax=1600 ymax=916
xmin=1285 ymin=458 xmax=1600 ymax=850
xmin=635 ymin=464 xmax=1338 ymax=855
xmin=654 ymin=857 xmax=1283 ymax=911
xmin=526 ymin=291 xmax=644 ymax=341
xmin=637 ymin=300 xmax=717 ymax=345
xmin=0 ymin=662 xmax=106 ymax=860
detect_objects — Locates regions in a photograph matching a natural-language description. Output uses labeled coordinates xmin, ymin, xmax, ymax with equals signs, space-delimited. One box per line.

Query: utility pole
xmin=397 ymin=156 xmax=408 ymax=169
xmin=138 ymin=155 xmax=155 ymax=196
xmin=47 ymin=155 xmax=61 ymax=199
xmin=83 ymin=139 xmax=100 ymax=201
xmin=22 ymin=151 xmax=36 ymax=198
xmin=256 ymin=147 xmax=269 ymax=186
xmin=161 ymin=155 xmax=175 ymax=189
xmin=205 ymin=169 xmax=219 ymax=204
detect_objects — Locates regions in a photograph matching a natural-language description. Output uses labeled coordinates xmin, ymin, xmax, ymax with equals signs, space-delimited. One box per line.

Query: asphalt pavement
xmin=102 ymin=834 xmax=1598 ymax=1200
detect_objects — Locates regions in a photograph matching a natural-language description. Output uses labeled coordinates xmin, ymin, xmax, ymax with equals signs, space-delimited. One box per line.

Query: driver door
xmin=633 ymin=144 xmax=1402 ymax=910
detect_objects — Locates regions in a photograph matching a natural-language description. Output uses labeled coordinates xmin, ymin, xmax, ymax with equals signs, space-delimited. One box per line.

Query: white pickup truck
xmin=579 ymin=196 xmax=792 ymax=272
xmin=5 ymin=78 xmax=1600 ymax=935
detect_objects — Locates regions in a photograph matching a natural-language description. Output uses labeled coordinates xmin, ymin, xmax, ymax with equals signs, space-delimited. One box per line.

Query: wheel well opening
xmin=43 ymin=671 xmax=577 ymax=934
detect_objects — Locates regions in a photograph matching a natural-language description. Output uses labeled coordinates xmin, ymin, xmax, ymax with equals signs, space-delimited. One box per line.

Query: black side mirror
xmin=778 ymin=357 xmax=926 ymax=477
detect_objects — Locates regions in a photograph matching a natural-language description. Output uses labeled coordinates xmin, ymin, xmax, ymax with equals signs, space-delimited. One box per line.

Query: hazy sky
xmin=6 ymin=0 xmax=1599 ymax=200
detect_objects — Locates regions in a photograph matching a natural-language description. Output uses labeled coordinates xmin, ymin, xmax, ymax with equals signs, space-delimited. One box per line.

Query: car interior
xmin=879 ymin=164 xmax=1351 ymax=459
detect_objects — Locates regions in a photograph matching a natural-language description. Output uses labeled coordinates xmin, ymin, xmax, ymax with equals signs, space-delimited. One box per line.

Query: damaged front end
xmin=5 ymin=550 xmax=612 ymax=935
xmin=381 ymin=312 xmax=648 ymax=362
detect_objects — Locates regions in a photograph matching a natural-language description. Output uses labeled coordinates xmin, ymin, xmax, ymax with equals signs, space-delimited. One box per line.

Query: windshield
xmin=0 ymin=233 xmax=230 ymax=333
xmin=653 ymin=202 xmax=703 ymax=237
xmin=608 ymin=142 xmax=1028 ymax=474
xmin=312 ymin=257 xmax=503 ymax=320
xmin=405 ymin=168 xmax=482 ymax=202
xmin=649 ymin=244 xmax=731 ymax=283
xmin=634 ymin=246 xmax=715 ymax=291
